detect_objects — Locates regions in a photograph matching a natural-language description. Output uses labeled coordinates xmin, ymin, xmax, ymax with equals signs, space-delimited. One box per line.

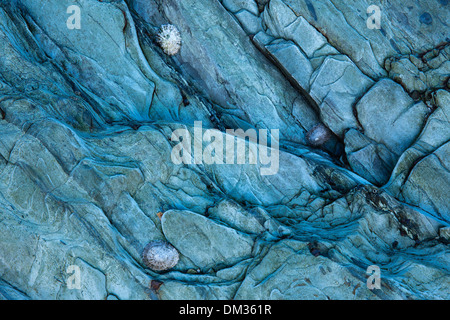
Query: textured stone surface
xmin=310 ymin=55 xmax=373 ymax=137
xmin=397 ymin=142 xmax=450 ymax=222
xmin=356 ymin=79 xmax=429 ymax=157
xmin=386 ymin=44 xmax=450 ymax=93
xmin=161 ymin=210 xmax=254 ymax=270
xmin=265 ymin=40 xmax=313 ymax=91
xmin=0 ymin=0 xmax=449 ymax=301
xmin=345 ymin=129 xmax=397 ymax=186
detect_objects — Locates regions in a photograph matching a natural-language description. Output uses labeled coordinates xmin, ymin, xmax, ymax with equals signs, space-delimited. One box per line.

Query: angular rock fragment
xmin=310 ymin=55 xmax=373 ymax=137
xmin=161 ymin=210 xmax=254 ymax=270
xmin=356 ymin=79 xmax=429 ymax=157
xmin=345 ymin=129 xmax=397 ymax=186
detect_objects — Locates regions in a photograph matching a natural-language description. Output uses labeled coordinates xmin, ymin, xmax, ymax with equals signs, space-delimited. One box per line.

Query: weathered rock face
xmin=0 ymin=0 xmax=449 ymax=300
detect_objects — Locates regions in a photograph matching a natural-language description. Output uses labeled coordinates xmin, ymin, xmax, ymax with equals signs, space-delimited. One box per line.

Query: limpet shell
xmin=306 ymin=123 xmax=332 ymax=146
xmin=157 ymin=24 xmax=181 ymax=56
xmin=142 ymin=240 xmax=179 ymax=271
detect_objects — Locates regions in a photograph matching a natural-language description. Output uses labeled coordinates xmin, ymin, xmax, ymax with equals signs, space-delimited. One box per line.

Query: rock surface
xmin=0 ymin=0 xmax=449 ymax=300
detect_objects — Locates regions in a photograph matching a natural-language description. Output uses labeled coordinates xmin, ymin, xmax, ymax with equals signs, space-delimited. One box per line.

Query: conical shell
xmin=157 ymin=24 xmax=181 ymax=56
xmin=142 ymin=240 xmax=179 ymax=271
xmin=306 ymin=123 xmax=332 ymax=146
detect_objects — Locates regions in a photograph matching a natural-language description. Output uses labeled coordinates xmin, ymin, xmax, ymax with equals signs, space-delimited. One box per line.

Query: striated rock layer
xmin=0 ymin=0 xmax=448 ymax=300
